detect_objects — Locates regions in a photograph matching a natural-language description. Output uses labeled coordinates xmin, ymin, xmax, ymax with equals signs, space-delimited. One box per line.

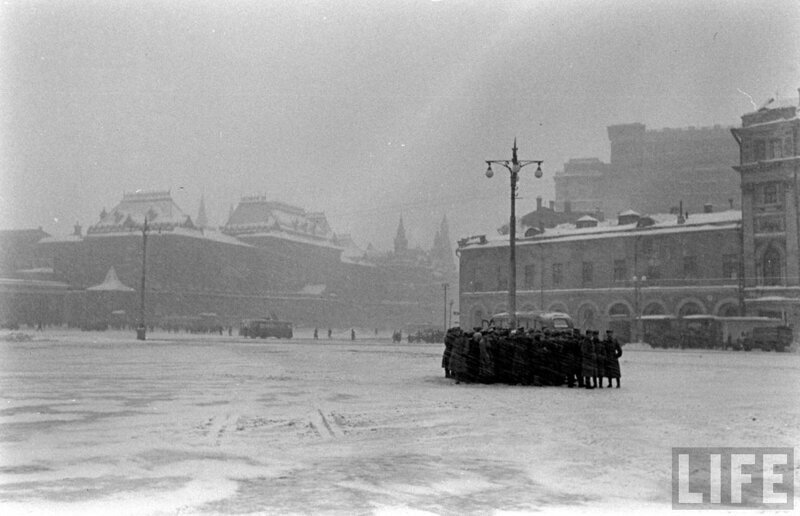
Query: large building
xmin=460 ymin=94 xmax=800 ymax=341
xmin=554 ymin=123 xmax=740 ymax=218
xmin=731 ymin=94 xmax=800 ymax=323
xmin=457 ymin=207 xmax=743 ymax=342
xmin=2 ymin=191 xmax=456 ymax=331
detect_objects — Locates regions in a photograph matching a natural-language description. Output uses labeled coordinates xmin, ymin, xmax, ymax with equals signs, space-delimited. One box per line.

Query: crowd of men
xmin=441 ymin=327 xmax=622 ymax=389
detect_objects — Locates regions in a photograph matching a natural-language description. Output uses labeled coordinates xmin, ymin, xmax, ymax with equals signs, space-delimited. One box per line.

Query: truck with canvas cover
xmin=241 ymin=316 xmax=293 ymax=339
xmin=742 ymin=325 xmax=792 ymax=352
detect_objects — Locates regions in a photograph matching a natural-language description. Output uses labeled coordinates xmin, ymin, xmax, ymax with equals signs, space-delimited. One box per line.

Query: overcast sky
xmin=1 ymin=0 xmax=798 ymax=250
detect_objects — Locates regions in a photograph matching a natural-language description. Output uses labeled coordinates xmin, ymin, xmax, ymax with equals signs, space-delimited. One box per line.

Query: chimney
xmin=703 ymin=204 xmax=713 ymax=213
xmin=677 ymin=201 xmax=685 ymax=224
xmin=536 ymin=196 xmax=542 ymax=211
xmin=549 ymin=200 xmax=555 ymax=210
xmin=564 ymin=200 xmax=572 ymax=214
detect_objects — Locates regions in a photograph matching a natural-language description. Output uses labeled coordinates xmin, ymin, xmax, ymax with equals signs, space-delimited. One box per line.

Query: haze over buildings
xmin=1 ymin=1 xmax=799 ymax=250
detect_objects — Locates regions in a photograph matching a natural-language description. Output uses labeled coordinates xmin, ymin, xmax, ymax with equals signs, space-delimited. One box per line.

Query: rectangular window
xmin=768 ymin=139 xmax=783 ymax=159
xmin=552 ymin=263 xmax=563 ymax=286
xmin=754 ymin=140 xmax=766 ymax=161
xmin=763 ymin=183 xmax=778 ymax=204
xmin=524 ymin=264 xmax=535 ymax=289
xmin=683 ymin=256 xmax=698 ymax=278
xmin=722 ymin=254 xmax=739 ymax=280
xmin=582 ymin=261 xmax=593 ymax=285
xmin=496 ymin=265 xmax=506 ymax=291
xmin=471 ymin=268 xmax=483 ymax=292
xmin=756 ymin=215 xmax=784 ymax=233
xmin=613 ymin=259 xmax=627 ymax=282
xmin=640 ymin=238 xmax=654 ymax=255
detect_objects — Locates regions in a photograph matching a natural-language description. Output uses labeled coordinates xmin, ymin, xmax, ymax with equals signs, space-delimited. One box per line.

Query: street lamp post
xmin=485 ymin=138 xmax=543 ymax=330
xmin=442 ymin=283 xmax=449 ymax=336
xmin=136 ymin=217 xmax=149 ymax=341
xmin=633 ymin=275 xmax=646 ymax=342
xmin=449 ymin=299 xmax=454 ymax=328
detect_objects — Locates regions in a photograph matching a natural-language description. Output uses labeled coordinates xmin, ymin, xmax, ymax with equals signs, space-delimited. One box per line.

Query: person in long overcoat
xmin=478 ymin=332 xmax=496 ymax=383
xmin=604 ymin=330 xmax=623 ymax=388
xmin=580 ymin=330 xmax=596 ymax=389
xmin=449 ymin=331 xmax=468 ymax=382
xmin=494 ymin=332 xmax=512 ymax=384
xmin=591 ymin=330 xmax=605 ymax=389
xmin=566 ymin=329 xmax=583 ymax=388
xmin=510 ymin=332 xmax=530 ymax=385
xmin=442 ymin=328 xmax=458 ymax=378
xmin=463 ymin=331 xmax=482 ymax=383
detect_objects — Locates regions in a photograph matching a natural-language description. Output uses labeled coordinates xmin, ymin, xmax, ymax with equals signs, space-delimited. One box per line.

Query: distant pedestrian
xmin=328 ymin=328 xmax=332 ymax=339
xmin=314 ymin=328 xmax=319 ymax=340
xmin=478 ymin=332 xmax=495 ymax=383
xmin=351 ymin=328 xmax=356 ymax=341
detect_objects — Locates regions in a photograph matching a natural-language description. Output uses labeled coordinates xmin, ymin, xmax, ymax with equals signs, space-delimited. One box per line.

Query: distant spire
xmin=432 ymin=214 xmax=455 ymax=272
xmin=196 ymin=195 xmax=209 ymax=228
xmin=394 ymin=215 xmax=408 ymax=255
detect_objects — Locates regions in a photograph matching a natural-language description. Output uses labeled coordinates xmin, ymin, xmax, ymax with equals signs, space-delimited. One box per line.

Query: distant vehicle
xmin=241 ymin=317 xmax=293 ymax=339
xmin=641 ymin=314 xmax=792 ymax=351
xmin=487 ymin=310 xmax=574 ymax=332
xmin=742 ymin=326 xmax=793 ymax=352
xmin=404 ymin=324 xmax=444 ymax=343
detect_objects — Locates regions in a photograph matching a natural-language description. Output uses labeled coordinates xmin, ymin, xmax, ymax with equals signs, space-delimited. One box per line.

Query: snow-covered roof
xmin=223 ymin=196 xmax=338 ymax=247
xmin=38 ymin=234 xmax=84 ymax=244
xmin=577 ymin=215 xmax=598 ymax=222
xmin=459 ymin=209 xmax=741 ymax=250
xmin=88 ymin=191 xmax=195 ymax=234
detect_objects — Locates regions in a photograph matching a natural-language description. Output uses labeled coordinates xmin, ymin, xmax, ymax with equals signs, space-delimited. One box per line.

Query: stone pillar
xmin=785 ymin=178 xmax=800 ymax=286
xmin=741 ymin=183 xmax=757 ymax=287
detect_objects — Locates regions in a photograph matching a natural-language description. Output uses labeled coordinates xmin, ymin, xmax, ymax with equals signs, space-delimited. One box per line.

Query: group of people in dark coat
xmin=441 ymin=326 xmax=622 ymax=389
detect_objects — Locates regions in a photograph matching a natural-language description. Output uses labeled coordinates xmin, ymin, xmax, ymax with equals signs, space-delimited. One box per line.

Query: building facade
xmin=554 ymin=123 xmax=740 ymax=218
xmin=457 ymin=208 xmax=744 ymax=342
xmin=461 ymin=95 xmax=800 ymax=341
xmin=3 ymin=191 xmax=456 ymax=331
xmin=731 ymin=95 xmax=800 ymax=323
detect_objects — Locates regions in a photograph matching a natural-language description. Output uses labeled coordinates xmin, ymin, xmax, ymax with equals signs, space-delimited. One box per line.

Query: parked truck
xmin=241 ymin=317 xmax=293 ymax=339
xmin=742 ymin=326 xmax=792 ymax=352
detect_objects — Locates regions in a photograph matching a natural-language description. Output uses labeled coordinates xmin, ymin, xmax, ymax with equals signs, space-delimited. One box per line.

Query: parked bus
xmin=487 ymin=310 xmax=574 ymax=332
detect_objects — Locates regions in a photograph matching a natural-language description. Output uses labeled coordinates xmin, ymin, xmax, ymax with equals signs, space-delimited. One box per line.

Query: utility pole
xmin=136 ymin=217 xmax=149 ymax=341
xmin=442 ymin=283 xmax=448 ymax=335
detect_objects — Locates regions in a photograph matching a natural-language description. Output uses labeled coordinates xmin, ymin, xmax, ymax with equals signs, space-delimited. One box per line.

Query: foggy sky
xmin=1 ymin=0 xmax=799 ymax=251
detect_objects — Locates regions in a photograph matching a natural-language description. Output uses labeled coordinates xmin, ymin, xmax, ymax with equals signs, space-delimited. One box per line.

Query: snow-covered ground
xmin=1 ymin=330 xmax=798 ymax=515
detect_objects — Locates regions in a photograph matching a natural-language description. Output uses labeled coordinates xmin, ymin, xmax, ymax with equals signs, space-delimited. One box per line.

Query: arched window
xmin=578 ymin=306 xmax=595 ymax=330
xmin=763 ymin=246 xmax=782 ymax=286
xmin=718 ymin=304 xmax=739 ymax=317
xmin=471 ymin=309 xmax=484 ymax=329
xmin=609 ymin=303 xmax=630 ymax=317
xmin=678 ymin=302 xmax=702 ymax=317
xmin=643 ymin=303 xmax=665 ymax=315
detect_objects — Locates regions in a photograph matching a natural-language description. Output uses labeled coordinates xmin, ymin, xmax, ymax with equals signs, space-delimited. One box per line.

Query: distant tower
xmin=394 ymin=216 xmax=408 ymax=255
xmin=196 ymin=195 xmax=209 ymax=229
xmin=432 ymin=215 xmax=455 ymax=270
